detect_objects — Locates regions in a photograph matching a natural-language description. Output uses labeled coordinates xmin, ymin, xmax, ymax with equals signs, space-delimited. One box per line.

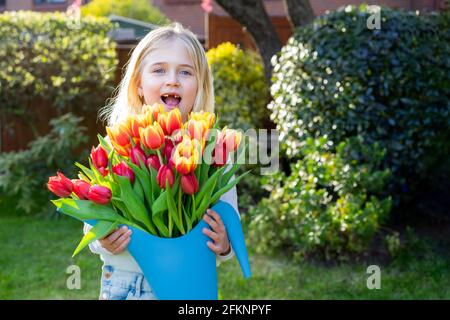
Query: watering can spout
xmin=214 ymin=200 xmax=252 ymax=278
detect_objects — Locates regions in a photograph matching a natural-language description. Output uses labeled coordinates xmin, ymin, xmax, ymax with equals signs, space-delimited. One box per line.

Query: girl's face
xmin=138 ymin=38 xmax=198 ymax=122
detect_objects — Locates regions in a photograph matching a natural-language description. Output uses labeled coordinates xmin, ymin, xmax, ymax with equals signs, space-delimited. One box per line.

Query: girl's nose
xmin=166 ymin=71 xmax=180 ymax=87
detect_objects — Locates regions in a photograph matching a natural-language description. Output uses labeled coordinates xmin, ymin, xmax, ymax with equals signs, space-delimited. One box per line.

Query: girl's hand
xmin=99 ymin=226 xmax=132 ymax=255
xmin=202 ymin=209 xmax=231 ymax=256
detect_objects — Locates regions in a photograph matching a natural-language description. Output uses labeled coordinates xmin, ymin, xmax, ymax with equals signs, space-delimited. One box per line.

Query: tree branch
xmin=214 ymin=0 xmax=281 ymax=84
xmin=282 ymin=0 xmax=315 ymax=29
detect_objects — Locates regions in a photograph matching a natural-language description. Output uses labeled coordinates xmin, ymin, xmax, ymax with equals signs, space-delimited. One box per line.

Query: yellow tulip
xmin=172 ymin=135 xmax=200 ymax=174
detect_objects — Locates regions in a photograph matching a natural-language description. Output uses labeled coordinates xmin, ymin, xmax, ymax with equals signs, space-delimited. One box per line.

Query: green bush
xmin=0 ymin=114 xmax=89 ymax=216
xmin=207 ymin=42 xmax=270 ymax=131
xmin=81 ymin=0 xmax=170 ymax=25
xmin=0 ymin=11 xmax=117 ymax=135
xmin=269 ymin=6 xmax=450 ymax=203
xmin=207 ymin=42 xmax=272 ymax=213
xmin=247 ymin=137 xmax=392 ymax=261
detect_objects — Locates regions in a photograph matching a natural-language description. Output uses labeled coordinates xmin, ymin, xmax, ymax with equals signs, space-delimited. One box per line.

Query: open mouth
xmin=161 ymin=94 xmax=182 ymax=108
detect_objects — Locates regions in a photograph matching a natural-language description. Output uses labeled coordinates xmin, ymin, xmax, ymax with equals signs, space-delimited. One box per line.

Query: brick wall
xmin=151 ymin=0 xmax=206 ymax=43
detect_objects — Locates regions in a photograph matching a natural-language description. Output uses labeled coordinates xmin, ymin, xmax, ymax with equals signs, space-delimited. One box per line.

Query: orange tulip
xmin=142 ymin=103 xmax=165 ymax=122
xmin=172 ymin=135 xmax=200 ymax=175
xmin=158 ymin=108 xmax=182 ymax=136
xmin=186 ymin=118 xmax=207 ymax=141
xmin=125 ymin=114 xmax=148 ymax=139
xmin=106 ymin=123 xmax=132 ymax=157
xmin=139 ymin=122 xmax=165 ymax=150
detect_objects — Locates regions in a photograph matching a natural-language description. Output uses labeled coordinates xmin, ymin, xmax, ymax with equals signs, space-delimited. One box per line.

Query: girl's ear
xmin=138 ymin=87 xmax=143 ymax=98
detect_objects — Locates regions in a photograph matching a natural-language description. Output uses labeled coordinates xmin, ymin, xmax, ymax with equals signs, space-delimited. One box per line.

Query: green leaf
xmin=210 ymin=169 xmax=252 ymax=204
xmin=195 ymin=165 xmax=227 ymax=206
xmin=72 ymin=220 xmax=119 ymax=257
xmin=116 ymin=175 xmax=157 ymax=235
xmin=182 ymin=204 xmax=192 ymax=231
xmin=51 ymin=198 xmax=125 ymax=223
xmin=166 ymin=181 xmax=185 ymax=234
xmin=149 ymin=167 xmax=160 ymax=201
xmin=194 ymin=172 xmax=220 ymax=221
xmin=132 ymin=176 xmax=145 ymax=202
xmin=150 ymin=192 xmax=170 ymax=237
xmin=75 ymin=162 xmax=94 ymax=182
xmin=220 ymin=144 xmax=248 ymax=188
xmin=129 ymin=162 xmax=152 ymax=207
xmin=97 ymin=134 xmax=112 ymax=154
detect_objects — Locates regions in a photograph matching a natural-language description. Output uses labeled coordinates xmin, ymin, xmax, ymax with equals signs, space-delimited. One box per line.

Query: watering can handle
xmin=212 ymin=200 xmax=252 ymax=278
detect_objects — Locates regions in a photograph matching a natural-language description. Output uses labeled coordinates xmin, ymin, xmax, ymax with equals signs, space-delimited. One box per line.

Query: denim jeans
xmin=99 ymin=265 xmax=156 ymax=300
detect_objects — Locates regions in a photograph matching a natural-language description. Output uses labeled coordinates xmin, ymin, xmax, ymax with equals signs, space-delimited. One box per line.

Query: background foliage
xmin=0 ymin=11 xmax=117 ymax=136
xmin=0 ymin=114 xmax=89 ymax=215
xmin=81 ymin=0 xmax=170 ymax=25
xmin=207 ymin=42 xmax=272 ymax=213
xmin=268 ymin=6 xmax=450 ymax=217
xmin=247 ymin=136 xmax=392 ymax=261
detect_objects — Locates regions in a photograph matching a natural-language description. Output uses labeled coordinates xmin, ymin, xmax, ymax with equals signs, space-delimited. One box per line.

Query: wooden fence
xmin=0 ymin=44 xmax=136 ymax=153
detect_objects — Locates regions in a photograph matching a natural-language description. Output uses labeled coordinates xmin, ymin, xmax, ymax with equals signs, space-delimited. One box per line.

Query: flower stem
xmin=178 ymin=187 xmax=184 ymax=234
xmin=156 ymin=149 xmax=164 ymax=165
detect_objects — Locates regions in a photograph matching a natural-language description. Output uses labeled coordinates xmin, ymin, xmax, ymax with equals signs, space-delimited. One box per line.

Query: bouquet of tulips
xmin=47 ymin=103 xmax=249 ymax=257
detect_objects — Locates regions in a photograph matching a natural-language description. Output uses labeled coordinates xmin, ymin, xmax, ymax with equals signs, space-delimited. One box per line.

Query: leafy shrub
xmin=0 ymin=11 xmax=117 ymax=131
xmin=269 ymin=6 xmax=450 ymax=204
xmin=207 ymin=42 xmax=270 ymax=131
xmin=207 ymin=42 xmax=272 ymax=213
xmin=246 ymin=137 xmax=392 ymax=261
xmin=81 ymin=0 xmax=170 ymax=25
xmin=0 ymin=114 xmax=89 ymax=215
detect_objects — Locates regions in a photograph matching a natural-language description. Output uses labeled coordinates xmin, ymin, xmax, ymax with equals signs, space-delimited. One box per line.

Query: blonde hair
xmin=99 ymin=22 xmax=214 ymax=126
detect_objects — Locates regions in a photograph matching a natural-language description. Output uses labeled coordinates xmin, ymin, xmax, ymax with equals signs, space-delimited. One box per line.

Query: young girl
xmin=84 ymin=23 xmax=240 ymax=300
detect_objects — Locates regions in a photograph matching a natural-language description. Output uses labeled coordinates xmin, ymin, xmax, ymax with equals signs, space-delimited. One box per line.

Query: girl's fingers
xmin=111 ymin=228 xmax=132 ymax=246
xmin=112 ymin=237 xmax=131 ymax=254
xmin=105 ymin=226 xmax=128 ymax=244
xmin=203 ymin=212 xmax=219 ymax=231
xmin=202 ymin=227 xmax=220 ymax=242
xmin=206 ymin=241 xmax=221 ymax=255
xmin=207 ymin=209 xmax=223 ymax=226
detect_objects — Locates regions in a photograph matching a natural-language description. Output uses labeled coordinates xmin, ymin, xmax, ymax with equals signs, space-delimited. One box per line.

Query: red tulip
xmin=130 ymin=144 xmax=146 ymax=166
xmin=71 ymin=179 xmax=91 ymax=200
xmin=146 ymin=154 xmax=161 ymax=171
xmin=162 ymin=138 xmax=174 ymax=160
xmin=156 ymin=165 xmax=175 ymax=189
xmin=47 ymin=172 xmax=73 ymax=197
xmin=212 ymin=142 xmax=228 ymax=167
xmin=180 ymin=173 xmax=199 ymax=195
xmin=112 ymin=161 xmax=135 ymax=184
xmin=90 ymin=145 xmax=108 ymax=169
xmin=87 ymin=185 xmax=112 ymax=205
xmin=98 ymin=167 xmax=109 ymax=177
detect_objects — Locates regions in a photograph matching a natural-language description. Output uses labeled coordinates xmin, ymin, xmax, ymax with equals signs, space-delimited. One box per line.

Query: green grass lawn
xmin=0 ymin=214 xmax=449 ymax=300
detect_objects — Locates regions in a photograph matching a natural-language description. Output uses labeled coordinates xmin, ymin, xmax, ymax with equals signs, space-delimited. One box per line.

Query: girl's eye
xmin=153 ymin=68 xmax=164 ymax=74
xmin=180 ymin=70 xmax=192 ymax=76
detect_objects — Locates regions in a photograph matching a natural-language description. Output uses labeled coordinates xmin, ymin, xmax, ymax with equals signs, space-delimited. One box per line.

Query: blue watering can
xmin=84 ymin=200 xmax=251 ymax=300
